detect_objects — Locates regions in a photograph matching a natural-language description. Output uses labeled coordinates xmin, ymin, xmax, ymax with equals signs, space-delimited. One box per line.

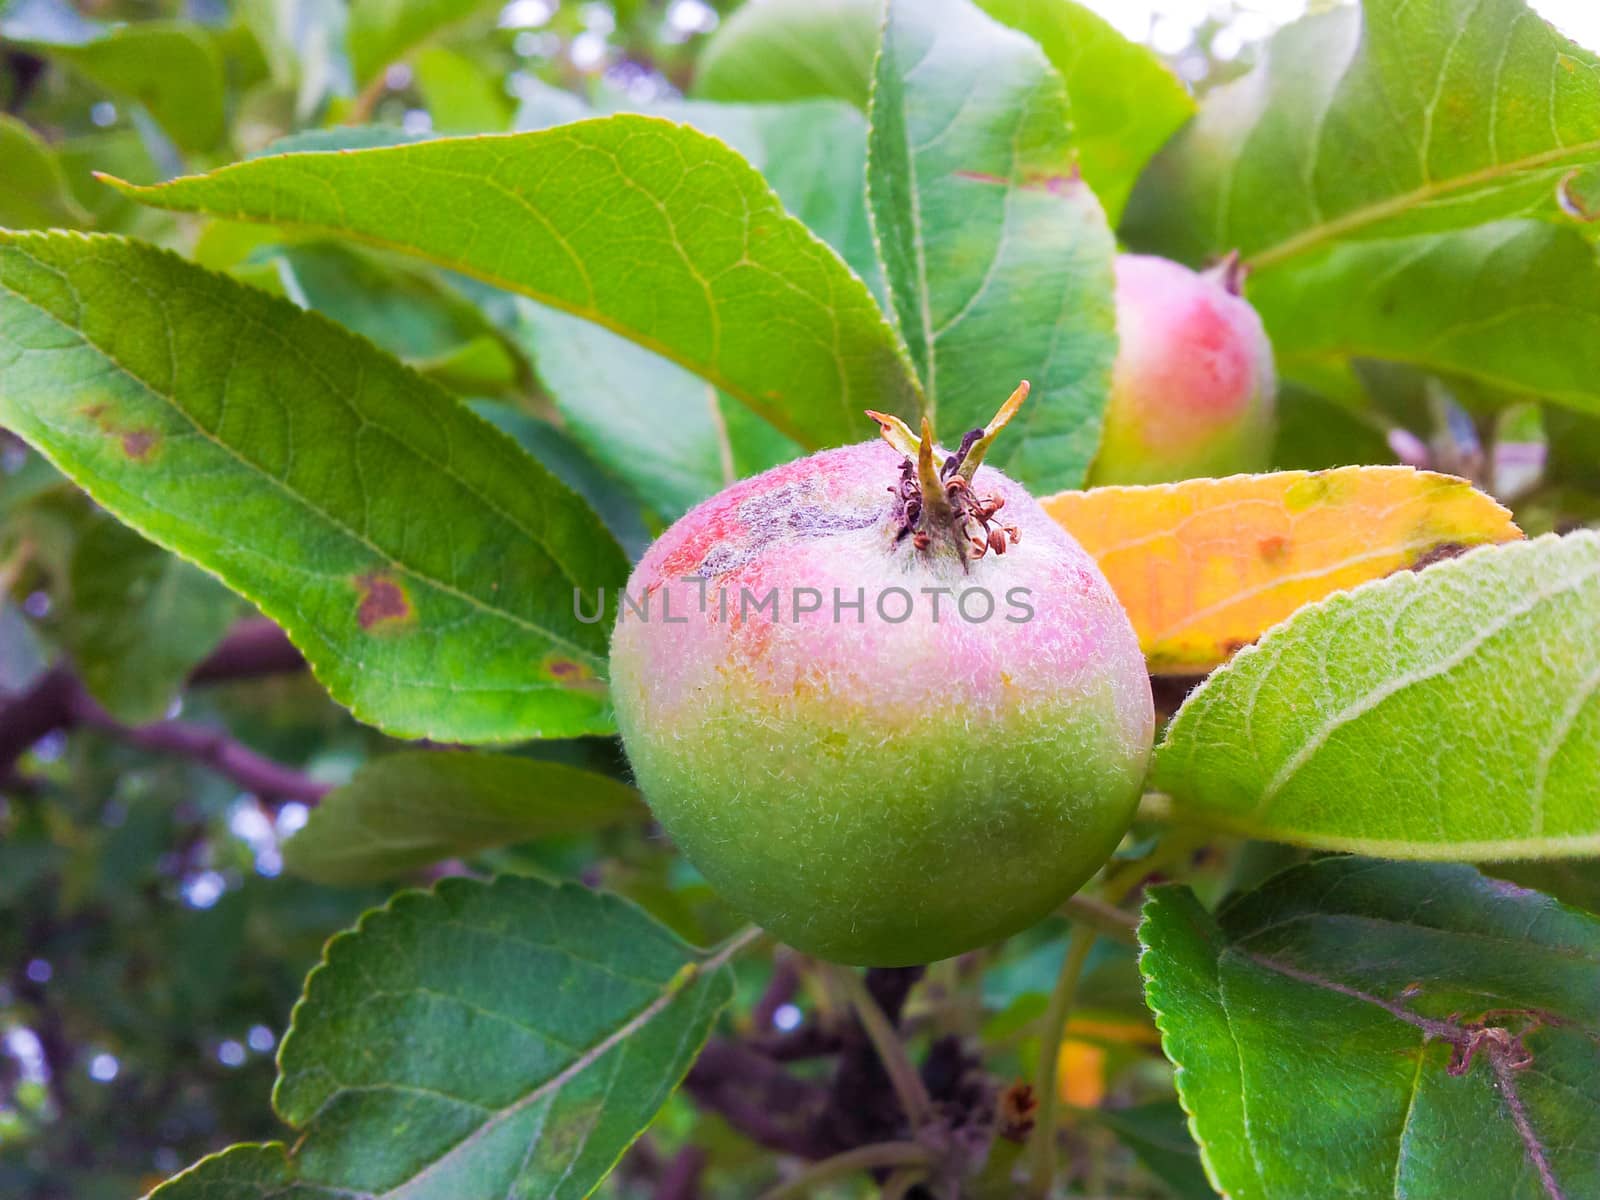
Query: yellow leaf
xmin=1042 ymin=468 xmax=1522 ymax=674
xmin=1057 ymin=1039 xmax=1106 ymax=1108
xmin=1063 ymin=1015 xmax=1161 ymax=1047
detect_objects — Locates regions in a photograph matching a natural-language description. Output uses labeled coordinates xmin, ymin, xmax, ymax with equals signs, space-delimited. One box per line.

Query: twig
xmin=1027 ymin=849 xmax=1178 ymax=1198
xmin=755 ymin=1141 xmax=933 ymax=1200
xmin=69 ymin=690 xmax=330 ymax=806
xmin=684 ymin=1038 xmax=831 ymax=1158
xmin=703 ymin=924 xmax=765 ymax=971
xmin=1026 ymin=924 xmax=1096 ymax=1198
xmin=1060 ymin=893 xmax=1139 ymax=946
xmin=186 ymin=617 xmax=304 ymax=683
xmin=0 ymin=619 xmax=309 ymax=795
xmin=0 ymin=619 xmax=304 ymax=780
xmin=831 ymin=965 xmax=936 ymax=1130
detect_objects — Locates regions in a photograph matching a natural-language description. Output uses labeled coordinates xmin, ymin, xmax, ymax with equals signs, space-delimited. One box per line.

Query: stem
xmin=1026 ymin=923 xmax=1095 ymax=1197
xmin=1026 ymin=847 xmax=1184 ymax=1198
xmin=755 ymin=1142 xmax=933 ymax=1200
xmin=703 ymin=924 xmax=765 ymax=972
xmin=831 ymin=965 xmax=936 ymax=1130
xmin=348 ymin=70 xmax=390 ymax=123
xmin=1060 ymin=894 xmax=1139 ymax=946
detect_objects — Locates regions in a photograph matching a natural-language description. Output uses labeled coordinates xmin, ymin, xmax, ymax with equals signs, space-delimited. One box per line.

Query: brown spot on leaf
xmin=1409 ymin=541 xmax=1469 ymax=572
xmin=80 ymin=402 xmax=159 ymax=461
xmin=1258 ymin=534 xmax=1291 ymax=565
xmin=541 ymin=653 xmax=604 ymax=694
xmin=354 ymin=571 xmax=413 ymax=631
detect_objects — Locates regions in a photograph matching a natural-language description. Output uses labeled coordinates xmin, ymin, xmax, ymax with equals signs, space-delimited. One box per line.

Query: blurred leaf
xmin=283 ymin=750 xmax=644 ymax=884
xmin=1088 ymin=1102 xmax=1212 ymax=1200
xmin=506 ymin=96 xmax=867 ymax=521
xmin=10 ymin=21 xmax=227 ymax=152
xmin=66 ymin=515 xmax=242 ymax=724
xmin=111 ymin=116 xmax=922 ymax=451
xmin=868 ymin=0 xmax=1117 ymax=492
xmin=413 ymin=45 xmax=513 ymax=132
xmin=1271 ymin=385 xmax=1393 ymax=471
xmin=514 ymin=303 xmax=796 ymax=525
xmin=152 ymin=876 xmax=736 ymax=1199
xmin=971 ymin=0 xmax=1193 ymax=221
xmin=1043 ymin=466 xmax=1522 ymax=674
xmin=1255 ymin=220 xmax=1600 ymax=416
xmin=1486 ymin=859 xmax=1600 ymax=915
xmin=1142 ymin=858 xmax=1600 ymax=1199
xmin=470 ymin=403 xmax=654 ymax=559
xmin=0 ymin=231 xmax=627 ymax=742
xmin=1124 ymin=0 xmax=1600 ymax=269
xmin=0 ymin=114 xmax=91 ymax=229
xmin=697 ymin=0 xmax=1189 ymax=225
xmin=1156 ymin=532 xmax=1600 ymax=858
xmin=55 ymin=128 xmax=159 ymax=227
xmin=346 ymin=0 xmax=495 ymax=87
xmin=695 ymin=0 xmax=881 ymax=108
xmin=263 ymin=240 xmax=521 ymax=395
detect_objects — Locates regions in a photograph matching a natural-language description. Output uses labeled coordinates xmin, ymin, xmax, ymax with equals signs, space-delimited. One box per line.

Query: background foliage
xmin=3 ymin=0 xmax=1600 ymax=1198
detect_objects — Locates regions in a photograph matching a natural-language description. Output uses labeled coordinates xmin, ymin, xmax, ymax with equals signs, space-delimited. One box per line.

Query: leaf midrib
xmin=1247 ymin=137 xmax=1600 ymax=272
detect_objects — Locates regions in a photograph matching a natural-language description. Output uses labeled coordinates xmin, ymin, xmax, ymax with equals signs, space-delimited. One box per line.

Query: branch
xmin=69 ymin=688 xmax=330 ymax=805
xmin=187 ymin=617 xmax=305 ymax=683
xmin=832 ymin=965 xmax=936 ymax=1129
xmin=0 ymin=620 xmax=320 ymax=803
xmin=684 ymin=1038 xmax=832 ymax=1159
xmin=0 ymin=619 xmax=308 ymax=792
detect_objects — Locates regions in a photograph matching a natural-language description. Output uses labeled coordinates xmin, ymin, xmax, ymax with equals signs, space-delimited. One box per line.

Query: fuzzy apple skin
xmin=1089 ymin=254 xmax=1277 ymax=486
xmin=610 ymin=440 xmax=1153 ymax=966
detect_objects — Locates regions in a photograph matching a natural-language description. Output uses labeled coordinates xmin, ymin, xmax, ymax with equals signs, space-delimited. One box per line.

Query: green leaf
xmin=0 ymin=114 xmax=92 ymax=229
xmin=1123 ymin=0 xmax=1600 ymax=271
xmin=109 ymin=116 xmax=921 ymax=450
xmin=413 ymin=45 xmax=513 ymax=133
xmin=346 ymin=0 xmax=493 ymax=87
xmin=263 ymin=240 xmax=520 ymax=394
xmin=967 ymin=0 xmax=1193 ymax=222
xmin=694 ymin=0 xmax=1191 ymax=223
xmin=9 ymin=21 xmax=227 ymax=152
xmin=65 ymin=515 xmax=242 ymax=724
xmin=695 ymin=0 xmax=882 ymax=109
xmin=513 ymin=303 xmax=790 ymax=523
xmin=1087 ymin=1102 xmax=1213 ymax=1200
xmin=282 ymin=750 xmax=644 ymax=884
xmin=150 ymin=877 xmax=734 ymax=1198
xmin=508 ymin=98 xmax=865 ymax=521
xmin=1155 ymin=532 xmax=1600 ymax=859
xmin=1485 ymin=859 xmax=1600 ymax=915
xmin=0 ymin=231 xmax=627 ymax=742
xmin=868 ymin=0 xmax=1117 ymax=492
xmin=1141 ymin=858 xmax=1600 ymax=1200
xmin=1254 ymin=220 xmax=1600 ymax=415
xmin=145 ymin=1143 xmax=323 ymax=1199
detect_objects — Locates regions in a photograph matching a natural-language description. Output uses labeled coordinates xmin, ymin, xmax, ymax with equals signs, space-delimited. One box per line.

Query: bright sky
xmin=1077 ymin=0 xmax=1600 ymax=57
